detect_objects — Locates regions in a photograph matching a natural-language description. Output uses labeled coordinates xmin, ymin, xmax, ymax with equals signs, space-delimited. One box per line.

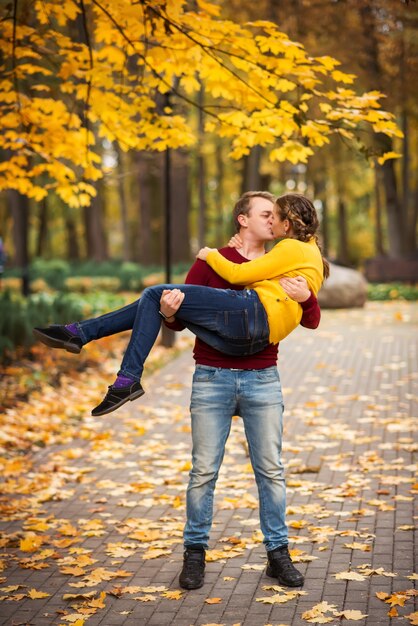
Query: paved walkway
xmin=0 ymin=302 xmax=417 ymax=626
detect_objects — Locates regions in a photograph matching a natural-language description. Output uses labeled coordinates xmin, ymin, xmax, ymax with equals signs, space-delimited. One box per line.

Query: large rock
xmin=318 ymin=262 xmax=368 ymax=308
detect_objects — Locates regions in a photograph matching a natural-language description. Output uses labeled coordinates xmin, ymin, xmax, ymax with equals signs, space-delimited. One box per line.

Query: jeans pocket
xmin=255 ymin=367 xmax=280 ymax=382
xmin=193 ymin=366 xmax=218 ymax=383
xmin=215 ymin=310 xmax=250 ymax=340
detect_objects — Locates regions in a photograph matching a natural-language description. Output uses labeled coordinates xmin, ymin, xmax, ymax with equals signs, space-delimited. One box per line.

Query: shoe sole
xmin=179 ymin=577 xmax=205 ymax=590
xmin=266 ymin=566 xmax=304 ymax=587
xmin=32 ymin=329 xmax=82 ymax=354
xmin=91 ymin=387 xmax=145 ymax=417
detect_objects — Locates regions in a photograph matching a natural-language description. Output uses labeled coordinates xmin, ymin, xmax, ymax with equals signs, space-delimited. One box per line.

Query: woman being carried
xmin=33 ymin=194 xmax=329 ymax=416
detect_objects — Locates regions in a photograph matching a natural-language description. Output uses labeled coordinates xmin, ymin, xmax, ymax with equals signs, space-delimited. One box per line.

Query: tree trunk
xmin=36 ymin=198 xmax=48 ymax=258
xmin=115 ymin=144 xmax=130 ymax=262
xmin=379 ymin=155 xmax=403 ymax=257
xmin=241 ymin=146 xmax=262 ymax=194
xmin=313 ymin=177 xmax=328 ymax=257
xmin=9 ymin=190 xmax=30 ymax=295
xmin=374 ymin=168 xmax=385 ymax=256
xmin=197 ymin=87 xmax=206 ymax=248
xmin=83 ymin=180 xmax=108 ymax=261
xmin=337 ymin=199 xmax=349 ymax=266
xmin=171 ymin=149 xmax=191 ymax=263
xmin=215 ymin=140 xmax=225 ymax=245
xmin=359 ymin=5 xmax=404 ymax=258
xmin=134 ymin=151 xmax=163 ymax=265
xmin=66 ymin=216 xmax=80 ymax=260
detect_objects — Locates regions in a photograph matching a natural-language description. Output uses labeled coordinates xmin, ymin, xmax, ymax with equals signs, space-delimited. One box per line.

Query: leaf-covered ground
xmin=0 ymin=302 xmax=416 ymax=626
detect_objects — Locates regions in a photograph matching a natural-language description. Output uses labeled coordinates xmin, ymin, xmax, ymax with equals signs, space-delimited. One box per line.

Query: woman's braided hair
xmin=276 ymin=193 xmax=330 ymax=280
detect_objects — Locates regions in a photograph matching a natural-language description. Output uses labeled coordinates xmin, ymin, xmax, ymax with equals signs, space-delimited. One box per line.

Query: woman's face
xmin=271 ymin=211 xmax=290 ymax=238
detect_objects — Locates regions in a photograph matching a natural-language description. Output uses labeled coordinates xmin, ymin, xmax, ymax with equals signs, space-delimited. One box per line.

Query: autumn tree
xmin=0 ymin=0 xmax=402 ymax=269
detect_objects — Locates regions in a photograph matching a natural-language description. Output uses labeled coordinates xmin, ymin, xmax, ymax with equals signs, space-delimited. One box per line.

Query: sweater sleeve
xmin=300 ymin=293 xmax=321 ymax=329
xmin=206 ymin=240 xmax=299 ymax=285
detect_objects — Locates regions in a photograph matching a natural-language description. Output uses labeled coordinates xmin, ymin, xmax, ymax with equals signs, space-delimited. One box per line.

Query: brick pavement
xmin=0 ymin=302 xmax=417 ymax=626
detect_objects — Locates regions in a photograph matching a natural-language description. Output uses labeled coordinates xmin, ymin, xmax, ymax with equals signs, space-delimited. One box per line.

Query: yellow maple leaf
xmin=377 ymin=151 xmax=402 ymax=165
xmin=20 ymin=534 xmax=44 ymax=552
xmin=384 ymin=592 xmax=408 ymax=607
xmin=27 ymin=588 xmax=51 ymax=599
xmin=338 ymin=609 xmax=368 ymax=620
xmin=405 ymin=611 xmax=418 ymax=625
xmin=162 ymin=590 xmax=183 ymax=600
xmin=205 ymin=597 xmax=222 ymax=604
xmin=142 ymin=548 xmax=171 ymax=560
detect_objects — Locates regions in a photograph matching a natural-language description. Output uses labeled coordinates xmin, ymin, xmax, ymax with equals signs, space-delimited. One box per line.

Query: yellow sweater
xmin=206 ymin=237 xmax=324 ymax=344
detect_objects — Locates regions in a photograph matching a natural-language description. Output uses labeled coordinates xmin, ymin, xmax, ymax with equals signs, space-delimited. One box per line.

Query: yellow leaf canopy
xmin=0 ymin=0 xmax=400 ymax=206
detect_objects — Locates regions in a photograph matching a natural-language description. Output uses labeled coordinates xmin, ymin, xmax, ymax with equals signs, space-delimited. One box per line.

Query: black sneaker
xmin=33 ymin=325 xmax=83 ymax=354
xmin=266 ymin=545 xmax=304 ymax=587
xmin=179 ymin=547 xmax=206 ymax=590
xmin=91 ymin=381 xmax=145 ymax=416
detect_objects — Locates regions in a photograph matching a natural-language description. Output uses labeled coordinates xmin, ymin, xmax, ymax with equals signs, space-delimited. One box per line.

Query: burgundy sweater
xmin=165 ymin=247 xmax=321 ymax=369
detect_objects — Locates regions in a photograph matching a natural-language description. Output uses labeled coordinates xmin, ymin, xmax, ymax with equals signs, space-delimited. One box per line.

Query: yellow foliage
xmin=0 ymin=0 xmax=400 ymax=206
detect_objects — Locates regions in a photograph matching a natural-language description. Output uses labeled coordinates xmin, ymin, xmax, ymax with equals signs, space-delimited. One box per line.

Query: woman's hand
xmin=227 ymin=234 xmax=243 ymax=249
xmin=279 ymin=276 xmax=310 ymax=303
xmin=160 ymin=289 xmax=185 ymax=322
xmin=196 ymin=247 xmax=217 ymax=261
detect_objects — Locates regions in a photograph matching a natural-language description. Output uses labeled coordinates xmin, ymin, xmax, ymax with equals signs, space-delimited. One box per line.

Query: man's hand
xmin=227 ymin=234 xmax=243 ymax=249
xmin=196 ymin=247 xmax=217 ymax=261
xmin=279 ymin=276 xmax=310 ymax=303
xmin=160 ymin=288 xmax=185 ymax=322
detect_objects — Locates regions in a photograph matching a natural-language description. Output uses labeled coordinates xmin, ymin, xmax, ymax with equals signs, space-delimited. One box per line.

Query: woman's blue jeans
xmin=75 ymin=285 xmax=270 ymax=380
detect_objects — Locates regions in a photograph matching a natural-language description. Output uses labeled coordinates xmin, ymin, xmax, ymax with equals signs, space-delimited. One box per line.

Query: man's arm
xmin=300 ymin=293 xmax=321 ymax=329
xmin=161 ymin=259 xmax=213 ymax=331
xmin=279 ymin=276 xmax=321 ymax=329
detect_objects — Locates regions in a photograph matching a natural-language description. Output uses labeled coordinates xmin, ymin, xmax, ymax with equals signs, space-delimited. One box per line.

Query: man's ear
xmin=237 ymin=213 xmax=248 ymax=229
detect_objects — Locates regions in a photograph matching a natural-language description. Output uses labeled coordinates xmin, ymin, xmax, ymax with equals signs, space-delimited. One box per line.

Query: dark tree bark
xmin=241 ymin=146 xmax=262 ymax=194
xmin=215 ymin=140 xmax=226 ymax=245
xmin=336 ymin=199 xmax=350 ymax=266
xmin=374 ymin=168 xmax=385 ymax=256
xmin=83 ymin=180 xmax=108 ymax=261
xmin=134 ymin=151 xmax=163 ymax=265
xmin=115 ymin=144 xmax=130 ymax=262
xmin=65 ymin=216 xmax=80 ymax=260
xmin=8 ymin=190 xmax=30 ymax=295
xmin=35 ymin=197 xmax=48 ymax=258
xmin=170 ymin=149 xmax=191 ymax=263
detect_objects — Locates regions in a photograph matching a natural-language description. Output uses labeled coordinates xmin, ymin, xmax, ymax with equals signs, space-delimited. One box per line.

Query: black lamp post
xmin=160 ymin=90 xmax=175 ymax=348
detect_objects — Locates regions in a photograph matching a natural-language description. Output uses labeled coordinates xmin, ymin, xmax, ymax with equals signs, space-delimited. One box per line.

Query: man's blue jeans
xmin=76 ymin=285 xmax=270 ymax=380
xmin=184 ymin=365 xmax=287 ymax=552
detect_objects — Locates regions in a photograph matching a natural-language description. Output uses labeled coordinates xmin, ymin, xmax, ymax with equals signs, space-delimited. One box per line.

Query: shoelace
xmin=272 ymin=549 xmax=295 ymax=571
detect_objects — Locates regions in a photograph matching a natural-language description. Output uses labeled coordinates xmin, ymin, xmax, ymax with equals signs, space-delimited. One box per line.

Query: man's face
xmin=239 ymin=197 xmax=275 ymax=242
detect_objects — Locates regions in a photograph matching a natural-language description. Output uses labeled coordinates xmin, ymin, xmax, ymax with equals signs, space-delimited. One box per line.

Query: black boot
xmin=266 ymin=545 xmax=304 ymax=587
xmin=33 ymin=325 xmax=83 ymax=354
xmin=179 ymin=547 xmax=206 ymax=590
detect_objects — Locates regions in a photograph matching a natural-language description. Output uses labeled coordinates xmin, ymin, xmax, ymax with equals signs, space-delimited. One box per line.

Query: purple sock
xmin=112 ymin=374 xmax=135 ymax=389
xmin=65 ymin=323 xmax=80 ymax=336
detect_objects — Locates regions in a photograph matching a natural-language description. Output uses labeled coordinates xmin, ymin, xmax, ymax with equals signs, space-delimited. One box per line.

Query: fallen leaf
xmin=335 ymin=571 xmax=366 ymax=581
xmin=405 ymin=611 xmax=418 ymax=625
xmin=161 ymin=590 xmax=183 ymax=600
xmin=337 ymin=609 xmax=368 ymax=620
xmin=205 ymin=597 xmax=222 ymax=604
xmin=27 ymin=588 xmax=51 ymax=599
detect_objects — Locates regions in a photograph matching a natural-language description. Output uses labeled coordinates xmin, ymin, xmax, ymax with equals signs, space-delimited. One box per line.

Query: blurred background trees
xmin=0 ymin=0 xmax=416 ymax=290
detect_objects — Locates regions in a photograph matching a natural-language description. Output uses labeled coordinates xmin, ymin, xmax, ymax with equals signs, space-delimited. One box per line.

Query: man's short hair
xmin=232 ymin=191 xmax=275 ymax=233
